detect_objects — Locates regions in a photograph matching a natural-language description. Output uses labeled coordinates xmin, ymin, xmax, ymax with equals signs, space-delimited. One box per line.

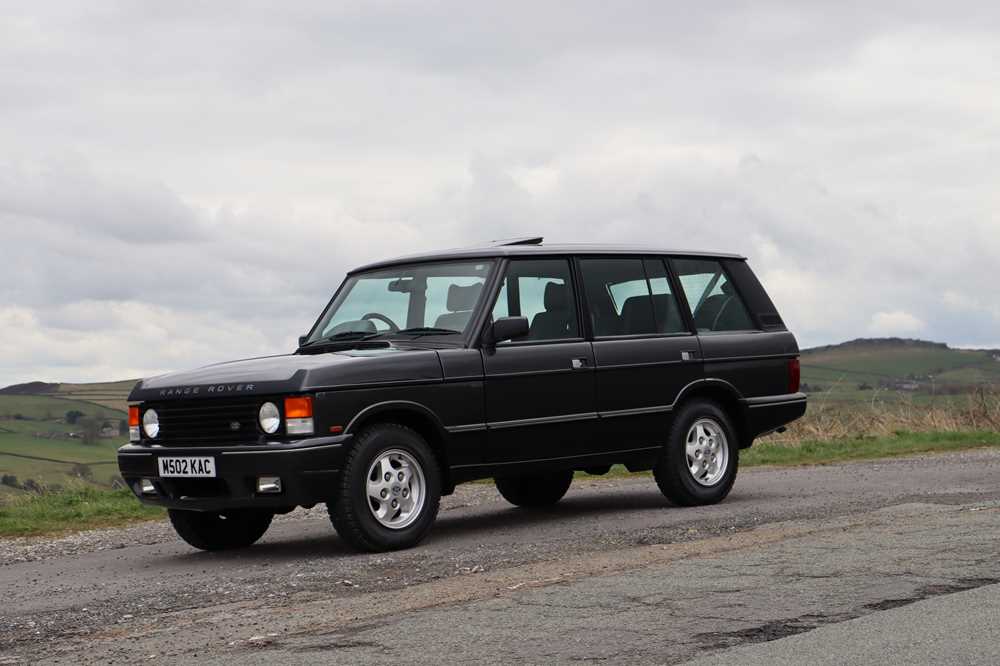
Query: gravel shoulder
xmin=2 ymin=449 xmax=1000 ymax=664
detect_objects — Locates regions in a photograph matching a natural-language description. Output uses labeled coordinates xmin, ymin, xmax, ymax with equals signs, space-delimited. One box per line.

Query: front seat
xmin=434 ymin=283 xmax=483 ymax=331
xmin=529 ymin=282 xmax=572 ymax=340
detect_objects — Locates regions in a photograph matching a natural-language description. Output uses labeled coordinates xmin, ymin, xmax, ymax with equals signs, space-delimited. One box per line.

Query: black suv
xmin=118 ymin=238 xmax=805 ymax=552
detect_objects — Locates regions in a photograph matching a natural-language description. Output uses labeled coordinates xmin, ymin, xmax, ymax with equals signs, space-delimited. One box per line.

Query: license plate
xmin=157 ymin=456 xmax=216 ymax=478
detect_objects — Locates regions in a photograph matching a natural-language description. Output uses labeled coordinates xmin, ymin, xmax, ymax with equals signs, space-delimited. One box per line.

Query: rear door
xmin=579 ymin=256 xmax=702 ymax=451
xmin=481 ymin=258 xmax=598 ymax=463
xmin=670 ymin=257 xmax=798 ymax=399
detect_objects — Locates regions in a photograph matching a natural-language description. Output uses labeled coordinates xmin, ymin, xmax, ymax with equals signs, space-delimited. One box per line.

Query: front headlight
xmin=142 ymin=408 xmax=159 ymax=439
xmin=259 ymin=402 xmax=281 ymax=434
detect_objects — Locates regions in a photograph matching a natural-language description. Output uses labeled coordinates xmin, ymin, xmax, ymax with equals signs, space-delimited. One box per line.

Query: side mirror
xmin=491 ymin=316 xmax=529 ymax=343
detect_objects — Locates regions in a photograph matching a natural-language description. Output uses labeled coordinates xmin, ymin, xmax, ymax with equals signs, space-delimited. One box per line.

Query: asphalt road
xmin=2 ymin=449 xmax=1000 ymax=664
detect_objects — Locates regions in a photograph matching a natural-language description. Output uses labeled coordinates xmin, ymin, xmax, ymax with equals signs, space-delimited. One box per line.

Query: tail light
xmin=128 ymin=406 xmax=141 ymax=442
xmin=788 ymin=358 xmax=801 ymax=393
xmin=284 ymin=396 xmax=314 ymax=436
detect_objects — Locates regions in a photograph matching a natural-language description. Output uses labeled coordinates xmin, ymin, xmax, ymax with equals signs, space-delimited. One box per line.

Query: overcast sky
xmin=2 ymin=1 xmax=999 ymax=385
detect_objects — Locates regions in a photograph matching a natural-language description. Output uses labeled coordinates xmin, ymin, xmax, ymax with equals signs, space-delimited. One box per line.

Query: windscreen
xmin=308 ymin=260 xmax=495 ymax=342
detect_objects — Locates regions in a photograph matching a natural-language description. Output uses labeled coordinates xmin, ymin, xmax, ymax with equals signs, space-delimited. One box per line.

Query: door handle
xmin=680 ymin=350 xmax=699 ymax=361
xmin=571 ymin=358 xmax=589 ymax=369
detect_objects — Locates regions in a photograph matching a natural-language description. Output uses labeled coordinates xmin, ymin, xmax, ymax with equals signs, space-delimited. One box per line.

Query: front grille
xmin=146 ymin=398 xmax=266 ymax=446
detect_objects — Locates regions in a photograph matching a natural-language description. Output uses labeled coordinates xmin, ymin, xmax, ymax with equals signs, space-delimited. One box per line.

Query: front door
xmin=481 ymin=258 xmax=598 ymax=463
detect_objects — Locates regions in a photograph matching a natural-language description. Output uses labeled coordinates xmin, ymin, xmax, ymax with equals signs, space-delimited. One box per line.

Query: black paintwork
xmin=119 ymin=243 xmax=806 ymax=510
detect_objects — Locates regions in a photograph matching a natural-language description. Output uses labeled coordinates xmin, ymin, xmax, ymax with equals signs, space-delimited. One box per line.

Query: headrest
xmin=620 ymin=295 xmax=649 ymax=315
xmin=544 ymin=282 xmax=569 ymax=311
xmin=446 ymin=283 xmax=482 ymax=312
xmin=721 ymin=281 xmax=734 ymax=295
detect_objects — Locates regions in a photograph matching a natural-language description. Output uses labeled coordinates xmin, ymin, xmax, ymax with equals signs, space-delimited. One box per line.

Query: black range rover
xmin=119 ymin=238 xmax=806 ymax=552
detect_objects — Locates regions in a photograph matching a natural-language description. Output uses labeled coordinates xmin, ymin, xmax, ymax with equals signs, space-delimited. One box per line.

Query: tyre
xmin=328 ymin=423 xmax=441 ymax=552
xmin=653 ymin=400 xmax=739 ymax=506
xmin=168 ymin=508 xmax=273 ymax=551
xmin=495 ymin=470 xmax=573 ymax=507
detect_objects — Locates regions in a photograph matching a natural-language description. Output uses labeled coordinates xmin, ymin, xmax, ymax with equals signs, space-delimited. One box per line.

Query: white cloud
xmin=2 ymin=2 xmax=1000 ymax=383
xmin=868 ymin=311 xmax=926 ymax=336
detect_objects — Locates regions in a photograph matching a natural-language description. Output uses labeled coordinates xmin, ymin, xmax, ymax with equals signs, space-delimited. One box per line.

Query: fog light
xmin=140 ymin=478 xmax=157 ymax=495
xmin=257 ymin=476 xmax=282 ymax=494
xmin=286 ymin=417 xmax=314 ymax=435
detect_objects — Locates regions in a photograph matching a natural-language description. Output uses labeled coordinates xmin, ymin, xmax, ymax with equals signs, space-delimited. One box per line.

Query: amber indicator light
xmin=284 ymin=396 xmax=313 ymax=419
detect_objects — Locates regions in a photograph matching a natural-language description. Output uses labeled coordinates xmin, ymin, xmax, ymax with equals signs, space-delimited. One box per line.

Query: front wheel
xmin=653 ymin=400 xmax=739 ymax=506
xmin=495 ymin=470 xmax=573 ymax=507
xmin=168 ymin=509 xmax=273 ymax=551
xmin=328 ymin=423 xmax=441 ymax=552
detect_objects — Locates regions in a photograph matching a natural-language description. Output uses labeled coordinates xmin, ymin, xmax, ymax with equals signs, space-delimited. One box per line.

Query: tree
xmin=79 ymin=417 xmax=102 ymax=446
xmin=65 ymin=410 xmax=86 ymax=425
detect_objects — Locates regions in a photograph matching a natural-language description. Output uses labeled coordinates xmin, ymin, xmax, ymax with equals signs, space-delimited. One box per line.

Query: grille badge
xmin=229 ymin=421 xmax=242 ymax=431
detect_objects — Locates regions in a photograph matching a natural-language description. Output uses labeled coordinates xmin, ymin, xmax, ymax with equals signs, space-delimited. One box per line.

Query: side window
xmin=672 ymin=258 xmax=756 ymax=332
xmin=490 ymin=259 xmax=579 ymax=341
xmin=643 ymin=259 xmax=688 ymax=334
xmin=579 ymin=258 xmax=655 ymax=337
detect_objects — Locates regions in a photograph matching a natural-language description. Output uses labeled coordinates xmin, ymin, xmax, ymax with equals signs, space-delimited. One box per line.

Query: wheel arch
xmin=345 ymin=401 xmax=454 ymax=492
xmin=672 ymin=379 xmax=751 ymax=448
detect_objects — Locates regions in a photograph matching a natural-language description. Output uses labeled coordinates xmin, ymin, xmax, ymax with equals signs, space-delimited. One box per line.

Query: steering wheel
xmin=361 ymin=312 xmax=400 ymax=332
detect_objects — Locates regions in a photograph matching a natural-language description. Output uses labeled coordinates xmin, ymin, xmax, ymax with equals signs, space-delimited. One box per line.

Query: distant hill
xmin=0 ymin=380 xmax=136 ymax=414
xmin=801 ymin=338 xmax=1000 ymax=401
xmin=0 ymin=381 xmax=59 ymax=395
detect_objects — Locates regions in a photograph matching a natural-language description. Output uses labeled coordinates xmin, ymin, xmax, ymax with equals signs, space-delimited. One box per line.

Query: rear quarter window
xmin=671 ymin=258 xmax=756 ymax=333
xmin=723 ymin=259 xmax=786 ymax=330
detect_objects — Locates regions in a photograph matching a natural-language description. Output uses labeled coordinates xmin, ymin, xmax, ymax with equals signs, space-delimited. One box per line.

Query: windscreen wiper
xmin=395 ymin=327 xmax=461 ymax=336
xmin=299 ymin=331 xmax=383 ymax=348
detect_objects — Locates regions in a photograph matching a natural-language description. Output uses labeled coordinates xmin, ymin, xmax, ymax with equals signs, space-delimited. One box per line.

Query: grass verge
xmin=742 ymin=430 xmax=1000 ymax=467
xmin=0 ymin=485 xmax=164 ymax=538
xmin=577 ymin=430 xmax=1000 ymax=480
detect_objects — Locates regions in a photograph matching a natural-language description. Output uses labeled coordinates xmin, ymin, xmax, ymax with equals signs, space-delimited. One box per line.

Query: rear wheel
xmin=653 ymin=400 xmax=738 ymax=506
xmin=328 ymin=423 xmax=441 ymax=552
xmin=495 ymin=470 xmax=574 ymax=507
xmin=168 ymin=509 xmax=273 ymax=551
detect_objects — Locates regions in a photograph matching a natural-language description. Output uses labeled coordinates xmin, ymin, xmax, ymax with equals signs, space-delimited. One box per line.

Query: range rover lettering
xmin=118 ymin=238 xmax=806 ymax=552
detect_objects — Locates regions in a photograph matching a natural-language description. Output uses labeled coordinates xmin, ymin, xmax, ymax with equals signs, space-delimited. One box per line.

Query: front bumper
xmin=117 ymin=434 xmax=352 ymax=511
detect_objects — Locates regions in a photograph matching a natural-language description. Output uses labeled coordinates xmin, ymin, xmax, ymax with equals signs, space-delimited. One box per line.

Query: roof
xmin=350 ymin=242 xmax=747 ymax=274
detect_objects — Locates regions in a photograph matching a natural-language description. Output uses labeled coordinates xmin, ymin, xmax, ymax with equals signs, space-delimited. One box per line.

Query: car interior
xmin=691 ymin=280 xmax=754 ymax=332
xmin=434 ymin=283 xmax=483 ymax=331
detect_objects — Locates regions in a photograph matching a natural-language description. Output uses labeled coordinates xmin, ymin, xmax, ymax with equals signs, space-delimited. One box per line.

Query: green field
xmin=51 ymin=379 xmax=136 ymax=412
xmin=801 ymin=339 xmax=1000 ymax=403
xmin=0 ymin=394 xmax=127 ymax=492
xmin=0 ymin=394 xmax=126 ymax=421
